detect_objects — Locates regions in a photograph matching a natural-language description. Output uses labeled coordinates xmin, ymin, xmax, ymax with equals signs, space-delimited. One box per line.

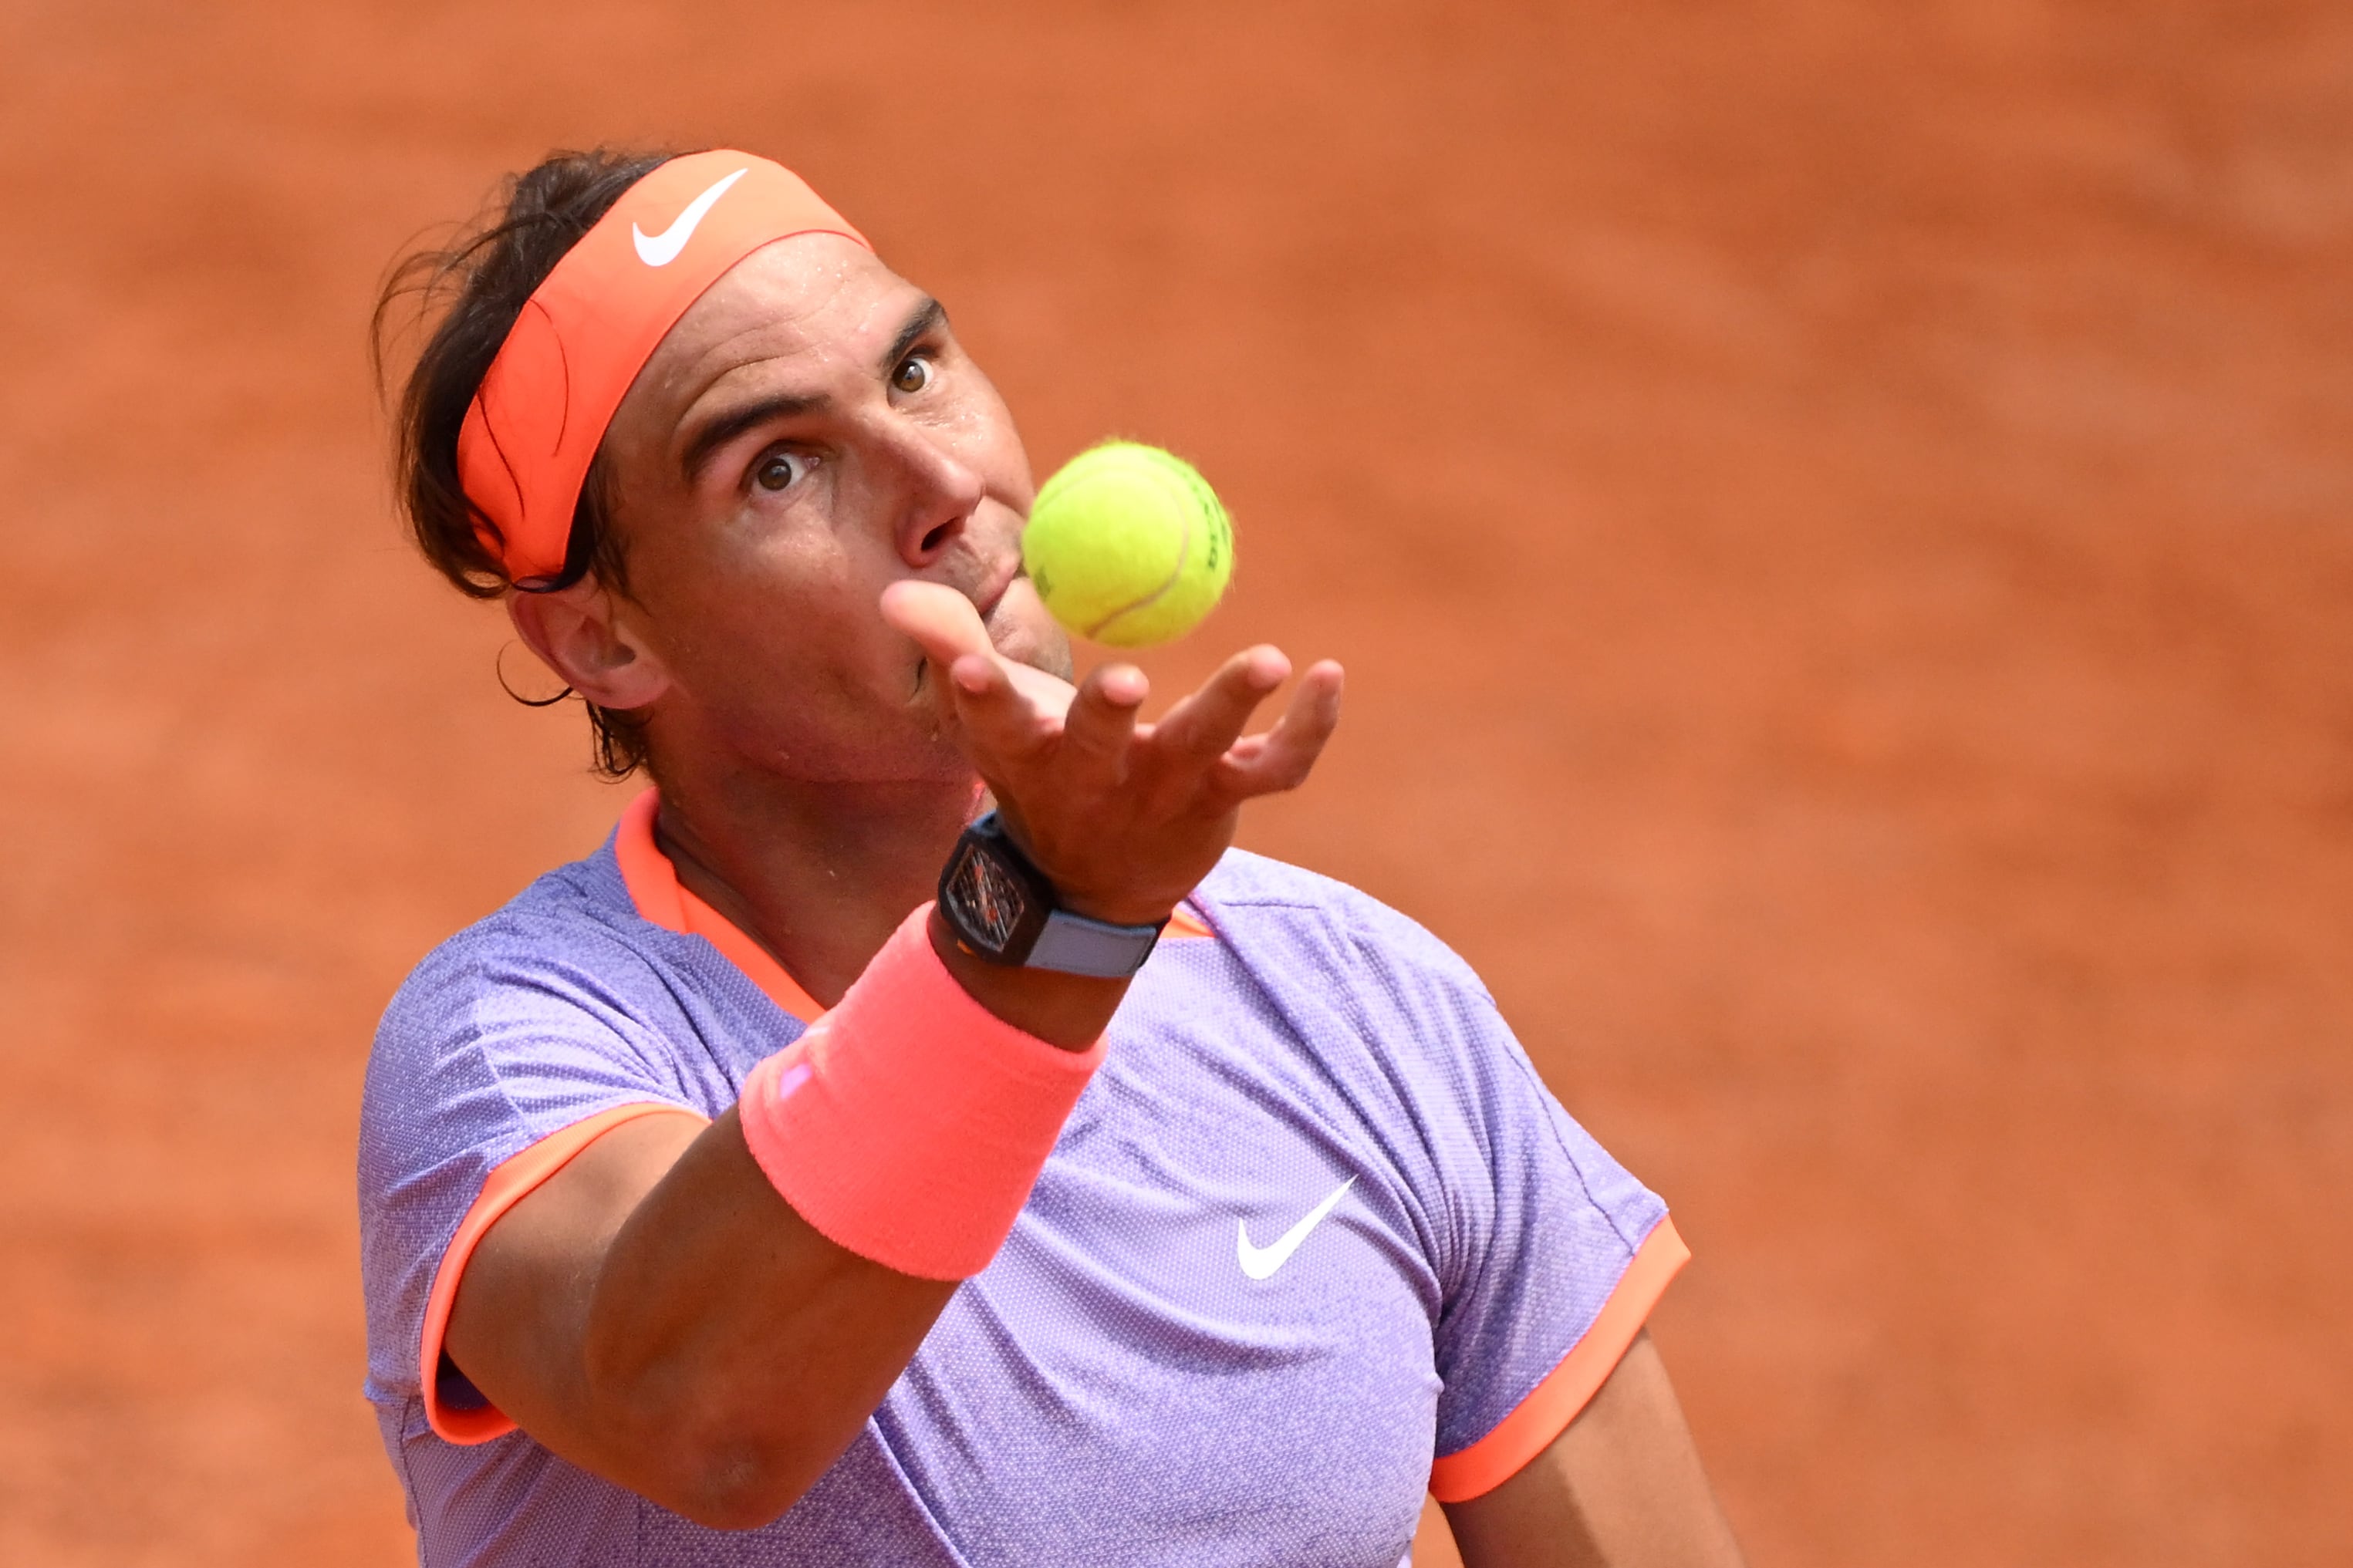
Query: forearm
xmin=929 ymin=906 xmax=1133 ymax=1047
xmin=576 ymin=1110 xmax=956 ymax=1523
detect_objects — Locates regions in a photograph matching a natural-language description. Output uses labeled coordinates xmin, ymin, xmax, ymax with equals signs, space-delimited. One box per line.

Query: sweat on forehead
xmin=455 ymin=152 xmax=871 ymax=587
xmin=646 ymin=264 xmax=944 ymax=480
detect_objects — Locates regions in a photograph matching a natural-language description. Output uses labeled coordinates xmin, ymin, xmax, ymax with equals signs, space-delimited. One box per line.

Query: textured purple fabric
xmin=358 ymin=838 xmax=1670 ymax=1566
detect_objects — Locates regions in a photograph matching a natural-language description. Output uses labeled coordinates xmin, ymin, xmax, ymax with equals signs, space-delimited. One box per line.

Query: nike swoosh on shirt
xmin=632 ymin=167 xmax=749 ymax=266
xmin=1236 ymin=1175 xmax=1356 ymax=1281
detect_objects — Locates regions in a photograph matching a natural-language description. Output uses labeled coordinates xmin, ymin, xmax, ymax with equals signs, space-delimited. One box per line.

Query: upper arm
xmin=1443 ymin=1331 xmax=1744 ymax=1568
xmin=441 ymin=1107 xmax=710 ymax=1431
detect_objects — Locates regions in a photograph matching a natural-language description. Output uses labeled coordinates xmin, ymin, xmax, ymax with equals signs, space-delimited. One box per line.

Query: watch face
xmin=947 ymin=841 xmax=1030 ymax=953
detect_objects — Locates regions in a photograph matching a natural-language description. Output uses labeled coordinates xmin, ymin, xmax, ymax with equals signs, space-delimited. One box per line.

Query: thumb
xmin=880 ymin=580 xmax=994 ymax=669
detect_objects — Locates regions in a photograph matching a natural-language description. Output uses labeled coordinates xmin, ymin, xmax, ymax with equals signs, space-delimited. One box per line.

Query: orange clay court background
xmin=2 ymin=3 xmax=2348 ymax=1565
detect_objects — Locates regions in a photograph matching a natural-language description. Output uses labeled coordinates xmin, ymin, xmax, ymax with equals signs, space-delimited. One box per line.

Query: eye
xmin=753 ymin=450 xmax=810 ymax=493
xmin=892 ymin=355 xmax=933 ymax=395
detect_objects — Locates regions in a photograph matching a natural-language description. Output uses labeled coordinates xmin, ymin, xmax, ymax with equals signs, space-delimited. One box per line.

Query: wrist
xmin=936 ymin=813 xmax=1167 ymax=978
xmin=734 ymin=905 xmax=1107 ymax=1280
xmin=927 ymin=906 xmax=1126 ymax=1052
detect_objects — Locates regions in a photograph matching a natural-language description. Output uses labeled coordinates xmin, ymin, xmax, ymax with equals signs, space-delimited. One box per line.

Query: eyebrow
xmin=680 ymin=389 xmax=825 ymax=484
xmin=676 ymin=296 xmax=951 ymax=485
xmin=881 ymin=296 xmax=949 ymax=379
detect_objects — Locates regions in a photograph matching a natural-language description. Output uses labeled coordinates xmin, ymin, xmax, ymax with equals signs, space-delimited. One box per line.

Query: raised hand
xmin=881 ymin=581 xmax=1343 ymax=927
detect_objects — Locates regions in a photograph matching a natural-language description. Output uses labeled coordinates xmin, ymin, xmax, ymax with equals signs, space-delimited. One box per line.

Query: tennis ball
xmin=1021 ymin=441 xmax=1234 ymax=648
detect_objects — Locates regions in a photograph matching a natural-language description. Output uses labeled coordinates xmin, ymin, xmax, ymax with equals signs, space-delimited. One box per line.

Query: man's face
xmin=592 ymin=234 xmax=1068 ymax=784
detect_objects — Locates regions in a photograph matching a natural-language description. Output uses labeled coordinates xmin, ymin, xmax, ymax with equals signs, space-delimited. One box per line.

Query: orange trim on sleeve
xmin=1426 ymin=1216 xmax=1691 ymax=1503
xmin=419 ymin=1101 xmax=710 ymax=1445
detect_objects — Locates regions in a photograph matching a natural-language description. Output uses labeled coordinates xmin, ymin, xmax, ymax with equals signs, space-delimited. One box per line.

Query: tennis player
xmin=360 ymin=147 xmax=1745 ymax=1567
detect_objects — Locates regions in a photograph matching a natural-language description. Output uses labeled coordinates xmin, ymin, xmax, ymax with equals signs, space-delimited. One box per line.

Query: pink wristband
xmin=735 ymin=903 xmax=1105 ymax=1280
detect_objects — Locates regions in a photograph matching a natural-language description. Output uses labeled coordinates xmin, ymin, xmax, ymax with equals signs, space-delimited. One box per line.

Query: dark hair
xmin=372 ymin=147 xmax=680 ymax=779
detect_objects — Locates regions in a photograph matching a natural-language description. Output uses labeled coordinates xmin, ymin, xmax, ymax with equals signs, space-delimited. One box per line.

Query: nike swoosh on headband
xmin=1236 ymin=1175 xmax=1355 ymax=1281
xmin=633 ymin=167 xmax=750 ymax=267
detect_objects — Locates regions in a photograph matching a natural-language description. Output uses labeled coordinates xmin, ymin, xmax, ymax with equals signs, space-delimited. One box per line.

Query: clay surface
xmin=2 ymin=4 xmax=2346 ymax=1564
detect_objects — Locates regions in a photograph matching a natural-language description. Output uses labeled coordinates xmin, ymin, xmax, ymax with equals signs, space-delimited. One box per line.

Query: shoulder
xmin=1193 ymin=851 xmax=1669 ymax=1254
xmin=361 ymin=846 xmax=718 ymax=1145
xmin=1192 ymin=848 xmax=1494 ymax=1008
xmin=377 ymin=852 xmax=667 ymax=1040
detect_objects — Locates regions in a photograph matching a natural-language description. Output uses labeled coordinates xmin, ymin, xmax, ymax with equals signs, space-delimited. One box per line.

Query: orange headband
xmin=456 ymin=150 xmax=870 ymax=585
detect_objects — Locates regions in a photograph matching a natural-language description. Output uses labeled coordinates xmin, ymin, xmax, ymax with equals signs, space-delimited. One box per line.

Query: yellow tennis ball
xmin=1022 ymin=441 xmax=1234 ymax=648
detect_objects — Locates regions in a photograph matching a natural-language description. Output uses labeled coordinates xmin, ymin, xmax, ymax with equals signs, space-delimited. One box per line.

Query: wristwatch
xmin=937 ymin=812 xmax=1167 ymax=978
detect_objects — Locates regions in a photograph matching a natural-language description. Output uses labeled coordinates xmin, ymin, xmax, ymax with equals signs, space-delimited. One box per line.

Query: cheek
xmin=656 ymin=534 xmax=876 ymax=693
xmin=631 ymin=525 xmax=963 ymax=775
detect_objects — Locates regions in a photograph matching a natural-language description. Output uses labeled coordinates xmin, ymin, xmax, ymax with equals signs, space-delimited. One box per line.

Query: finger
xmin=1058 ymin=663 xmax=1149 ymax=791
xmin=942 ymin=652 xmax=1060 ymax=767
xmin=1146 ymin=645 xmax=1292 ymax=768
xmin=1002 ymin=659 xmax=1079 ymax=727
xmin=1211 ymin=659 xmax=1344 ymax=801
xmin=880 ymin=580 xmax=994 ymax=670
xmin=885 ymin=579 xmax=1077 ymax=747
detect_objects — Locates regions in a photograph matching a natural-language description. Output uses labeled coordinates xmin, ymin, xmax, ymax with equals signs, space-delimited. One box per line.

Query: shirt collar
xmin=613 ymin=787 xmax=1213 ymax=1024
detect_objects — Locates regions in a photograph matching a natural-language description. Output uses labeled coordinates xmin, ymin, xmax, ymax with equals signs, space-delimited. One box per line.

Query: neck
xmin=650 ymin=761 xmax=978 ymax=1008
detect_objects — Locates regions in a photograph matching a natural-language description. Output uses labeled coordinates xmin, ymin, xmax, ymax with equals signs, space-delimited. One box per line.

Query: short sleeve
xmin=356 ymin=913 xmax=728 ymax=1442
xmin=1324 ymin=898 xmax=1685 ymax=1502
xmin=1419 ymin=1005 xmax=1686 ymax=1499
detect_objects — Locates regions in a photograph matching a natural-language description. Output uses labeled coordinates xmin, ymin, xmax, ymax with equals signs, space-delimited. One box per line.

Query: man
xmin=360 ymin=147 xmax=1744 ymax=1566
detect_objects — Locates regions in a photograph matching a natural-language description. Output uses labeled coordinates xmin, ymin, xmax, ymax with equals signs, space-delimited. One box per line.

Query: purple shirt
xmin=358 ymin=831 xmax=1675 ymax=1566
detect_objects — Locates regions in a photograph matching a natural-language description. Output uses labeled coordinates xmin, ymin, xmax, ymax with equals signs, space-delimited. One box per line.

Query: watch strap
xmin=1027 ymin=907 xmax=1166 ymax=979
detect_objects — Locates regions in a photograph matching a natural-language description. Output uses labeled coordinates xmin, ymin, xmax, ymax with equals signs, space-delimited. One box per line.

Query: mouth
xmin=987 ymin=575 xmax=1072 ymax=682
xmin=972 ymin=558 xmax=1021 ymax=626
xmin=909 ymin=561 xmax=1041 ymax=703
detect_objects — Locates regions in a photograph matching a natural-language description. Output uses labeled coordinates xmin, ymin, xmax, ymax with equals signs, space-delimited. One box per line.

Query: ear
xmin=506 ymin=579 xmax=672 ymax=712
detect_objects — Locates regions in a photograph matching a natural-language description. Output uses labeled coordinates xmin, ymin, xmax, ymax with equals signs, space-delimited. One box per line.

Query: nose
xmin=878 ymin=417 xmax=985 ymax=569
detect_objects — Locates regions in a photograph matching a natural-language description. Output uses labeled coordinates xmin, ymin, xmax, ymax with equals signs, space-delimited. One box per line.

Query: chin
xmin=765 ymin=725 xmax=978 ymax=787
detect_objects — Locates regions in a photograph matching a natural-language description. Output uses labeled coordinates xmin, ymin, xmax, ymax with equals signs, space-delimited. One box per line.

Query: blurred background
xmin=2 ymin=2 xmax=2348 ymax=1564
